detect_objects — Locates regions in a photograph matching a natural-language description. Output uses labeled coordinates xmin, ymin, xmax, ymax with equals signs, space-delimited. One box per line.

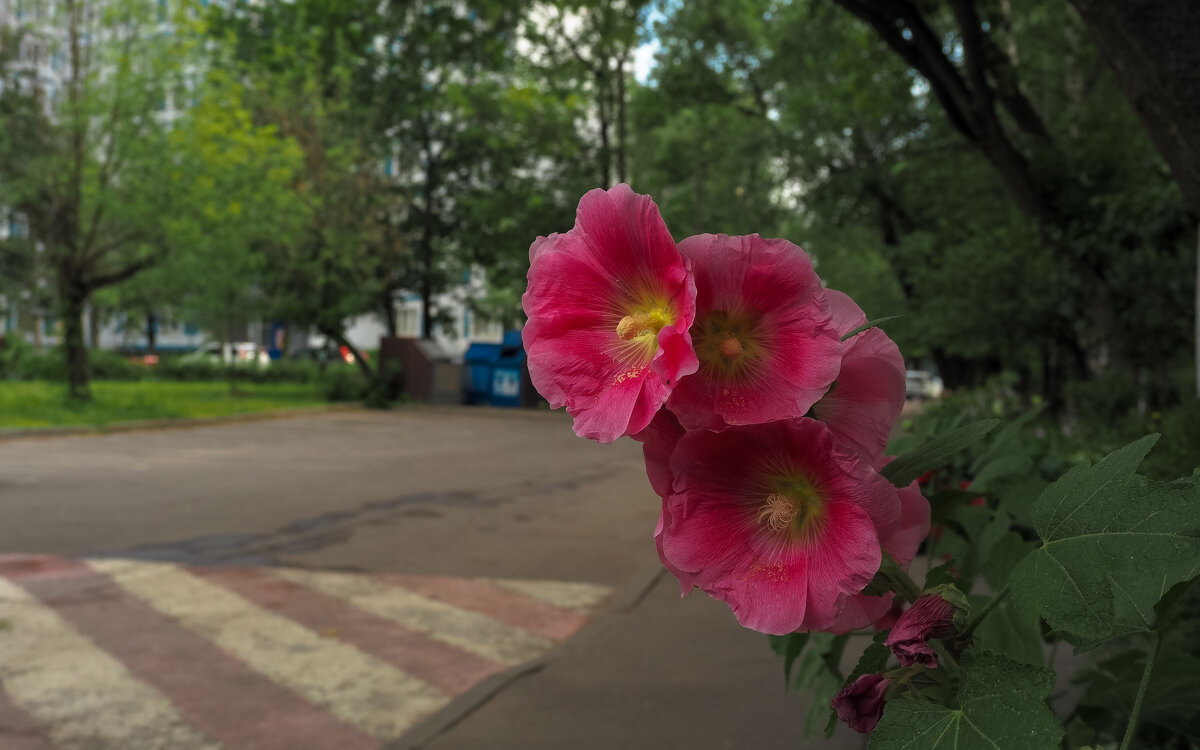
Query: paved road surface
xmin=0 ymin=408 xmax=862 ymax=750
xmin=0 ymin=408 xmax=658 ymax=582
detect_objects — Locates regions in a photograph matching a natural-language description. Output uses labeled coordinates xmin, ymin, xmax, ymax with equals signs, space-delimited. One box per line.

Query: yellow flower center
xmin=616 ymin=309 xmax=671 ymax=341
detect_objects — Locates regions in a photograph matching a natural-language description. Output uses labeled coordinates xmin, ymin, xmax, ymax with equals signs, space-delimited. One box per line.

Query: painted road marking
xmin=376 ymin=573 xmax=590 ymax=641
xmin=0 ymin=576 xmax=219 ymax=750
xmin=193 ymin=566 xmax=505 ymax=697
xmin=0 ymin=555 xmax=613 ymax=750
xmin=489 ymin=577 xmax=613 ymax=613
xmin=90 ymin=559 xmax=449 ymax=741
xmin=10 ymin=556 xmax=376 ymax=750
xmin=275 ymin=568 xmax=554 ymax=666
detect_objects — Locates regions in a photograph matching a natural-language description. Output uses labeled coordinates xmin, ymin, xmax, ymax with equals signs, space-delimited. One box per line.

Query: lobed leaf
xmin=870 ymin=651 xmax=1062 ymax=750
xmin=1008 ymin=435 xmax=1200 ymax=647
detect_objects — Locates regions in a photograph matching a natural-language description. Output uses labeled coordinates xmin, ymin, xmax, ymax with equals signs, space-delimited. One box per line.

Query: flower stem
xmin=962 ymin=586 xmax=1010 ymax=638
xmin=879 ymin=552 xmax=922 ymax=604
xmin=1119 ymin=631 xmax=1161 ymax=750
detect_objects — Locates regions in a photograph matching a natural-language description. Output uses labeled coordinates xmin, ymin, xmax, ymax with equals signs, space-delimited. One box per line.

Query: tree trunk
xmin=1071 ymin=0 xmax=1200 ymax=215
xmin=88 ymin=303 xmax=101 ymax=349
xmin=420 ymin=141 xmax=438 ymax=340
xmin=616 ymin=51 xmax=628 ymax=184
xmin=62 ymin=285 xmax=90 ymax=401
xmin=381 ymin=289 xmax=397 ymax=338
xmin=1195 ymin=223 xmax=1199 ymax=398
xmin=145 ymin=311 xmax=157 ymax=355
xmin=323 ymin=326 xmax=373 ymax=381
xmin=596 ymin=68 xmax=611 ymax=186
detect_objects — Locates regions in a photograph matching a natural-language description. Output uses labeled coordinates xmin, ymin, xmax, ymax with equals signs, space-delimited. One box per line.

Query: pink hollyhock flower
xmin=812 ymin=290 xmax=906 ymax=465
xmin=657 ymin=418 xmax=902 ymax=634
xmin=826 ymin=476 xmax=931 ymax=633
xmin=885 ymin=593 xmax=960 ymax=668
xmin=665 ymin=234 xmax=841 ymax=431
xmin=632 ymin=409 xmax=694 ymax=591
xmin=832 ymin=673 xmax=891 ymax=733
xmin=522 ymin=185 xmax=698 ymax=443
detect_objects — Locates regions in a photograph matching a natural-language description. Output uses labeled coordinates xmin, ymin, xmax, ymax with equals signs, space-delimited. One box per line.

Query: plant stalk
xmin=880 ymin=552 xmax=923 ymax=604
xmin=962 ymin=586 xmax=1011 ymax=638
xmin=1119 ymin=631 xmax=1161 ymax=750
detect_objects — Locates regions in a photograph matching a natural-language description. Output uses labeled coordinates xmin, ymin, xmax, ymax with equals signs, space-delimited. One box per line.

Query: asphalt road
xmin=0 ymin=407 xmax=863 ymax=750
xmin=0 ymin=407 xmax=660 ymax=583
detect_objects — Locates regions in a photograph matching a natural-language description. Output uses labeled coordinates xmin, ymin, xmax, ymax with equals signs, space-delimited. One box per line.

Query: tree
xmin=638 ymin=0 xmax=1193 ymax=410
xmin=206 ymin=0 xmax=388 ymax=375
xmin=116 ymin=70 xmax=308 ymax=354
xmin=0 ymin=0 xmax=195 ymax=398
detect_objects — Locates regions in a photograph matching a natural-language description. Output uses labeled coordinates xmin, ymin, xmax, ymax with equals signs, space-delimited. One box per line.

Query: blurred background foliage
xmin=0 ymin=0 xmax=1196 ymax=457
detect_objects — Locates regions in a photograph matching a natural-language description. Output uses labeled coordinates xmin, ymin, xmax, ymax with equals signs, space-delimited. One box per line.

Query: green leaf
xmin=1008 ymin=435 xmax=1200 ymax=647
xmin=881 ymin=420 xmax=1000 ymax=488
xmin=970 ymin=595 xmax=1043 ymax=667
xmin=967 ymin=404 xmax=1044 ymax=476
xmin=969 ymin=453 xmax=1033 ymax=493
xmin=1078 ymin=649 xmax=1200 ymax=742
xmin=840 ymin=315 xmax=901 ymax=341
xmin=768 ymin=632 xmax=809 ymax=686
xmin=982 ymin=532 xmax=1038 ymax=590
xmin=870 ymin=651 xmax=1062 ymax=750
xmin=925 ymin=561 xmax=958 ymax=589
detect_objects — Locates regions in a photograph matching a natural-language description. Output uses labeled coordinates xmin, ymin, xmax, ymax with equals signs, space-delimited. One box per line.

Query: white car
xmin=182 ymin=342 xmax=271 ymax=367
xmin=905 ymin=370 xmax=944 ymax=400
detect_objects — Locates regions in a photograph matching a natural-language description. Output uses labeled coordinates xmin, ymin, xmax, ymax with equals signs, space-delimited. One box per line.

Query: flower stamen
xmin=758 ymin=492 xmax=800 ymax=533
xmin=616 ymin=308 xmax=672 ymax=341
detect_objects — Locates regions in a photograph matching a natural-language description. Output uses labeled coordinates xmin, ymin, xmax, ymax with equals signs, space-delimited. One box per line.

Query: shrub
xmin=319 ymin=366 xmax=369 ymax=402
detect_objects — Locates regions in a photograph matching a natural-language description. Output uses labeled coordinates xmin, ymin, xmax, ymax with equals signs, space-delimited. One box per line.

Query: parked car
xmin=905 ymin=370 xmax=945 ymax=400
xmin=182 ymin=342 xmax=270 ymax=367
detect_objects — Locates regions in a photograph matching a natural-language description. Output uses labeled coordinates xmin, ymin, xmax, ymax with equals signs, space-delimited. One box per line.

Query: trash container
xmin=489 ymin=331 xmax=528 ymax=408
xmin=462 ymin=341 xmax=501 ymax=405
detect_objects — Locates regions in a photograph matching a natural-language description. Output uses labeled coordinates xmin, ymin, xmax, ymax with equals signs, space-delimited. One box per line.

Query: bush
xmin=318 ymin=366 xmax=369 ymax=402
xmin=90 ymin=349 xmax=149 ymax=381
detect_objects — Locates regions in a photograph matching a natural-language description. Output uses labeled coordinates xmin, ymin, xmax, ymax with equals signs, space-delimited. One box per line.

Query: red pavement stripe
xmin=373 ymin=573 xmax=589 ymax=642
xmin=0 ymin=686 xmax=58 ymax=750
xmin=2 ymin=556 xmax=379 ymax=750
xmin=193 ymin=565 xmax=506 ymax=696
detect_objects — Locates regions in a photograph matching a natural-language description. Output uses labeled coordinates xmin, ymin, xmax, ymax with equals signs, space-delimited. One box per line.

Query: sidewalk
xmin=393 ymin=569 xmax=868 ymax=750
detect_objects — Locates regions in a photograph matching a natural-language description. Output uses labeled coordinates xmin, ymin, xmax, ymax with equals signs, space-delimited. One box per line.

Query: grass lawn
xmin=0 ymin=381 xmax=329 ymax=429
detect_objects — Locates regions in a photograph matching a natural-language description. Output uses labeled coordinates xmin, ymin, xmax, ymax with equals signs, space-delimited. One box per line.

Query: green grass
xmin=0 ymin=381 xmax=329 ymax=429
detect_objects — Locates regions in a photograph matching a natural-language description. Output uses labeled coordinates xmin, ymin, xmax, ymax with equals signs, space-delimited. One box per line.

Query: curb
xmin=0 ymin=403 xmax=365 ymax=442
xmin=383 ymin=566 xmax=667 ymax=750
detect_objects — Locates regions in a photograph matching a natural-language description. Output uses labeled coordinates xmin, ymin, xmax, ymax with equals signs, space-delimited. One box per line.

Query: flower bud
xmin=884 ymin=588 xmax=967 ymax=668
xmin=832 ymin=673 xmax=891 ymax=733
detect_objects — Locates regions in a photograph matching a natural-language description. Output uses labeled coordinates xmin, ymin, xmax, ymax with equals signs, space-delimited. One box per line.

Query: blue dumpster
xmin=462 ymin=341 xmax=501 ymax=405
xmin=489 ymin=331 xmax=528 ymax=408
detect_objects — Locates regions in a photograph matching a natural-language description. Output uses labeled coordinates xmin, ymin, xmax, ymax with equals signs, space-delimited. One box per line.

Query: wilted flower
xmin=885 ymin=592 xmax=962 ymax=668
xmin=665 ymin=234 xmax=841 ymax=431
xmin=522 ymin=184 xmax=698 ymax=443
xmin=655 ymin=418 xmax=902 ymax=634
xmin=832 ymin=673 xmax=892 ymax=733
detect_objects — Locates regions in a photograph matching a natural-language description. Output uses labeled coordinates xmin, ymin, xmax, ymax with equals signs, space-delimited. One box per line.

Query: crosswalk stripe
xmin=0 ymin=684 xmax=58 ymax=750
xmin=488 ymin=578 xmax=614 ymax=614
xmin=0 ymin=576 xmax=219 ymax=750
xmin=90 ymin=559 xmax=448 ymax=741
xmin=274 ymin=568 xmax=553 ymax=666
xmin=14 ymin=556 xmax=378 ymax=750
xmin=194 ymin=566 xmax=505 ymax=697
xmin=375 ymin=573 xmax=590 ymax=642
